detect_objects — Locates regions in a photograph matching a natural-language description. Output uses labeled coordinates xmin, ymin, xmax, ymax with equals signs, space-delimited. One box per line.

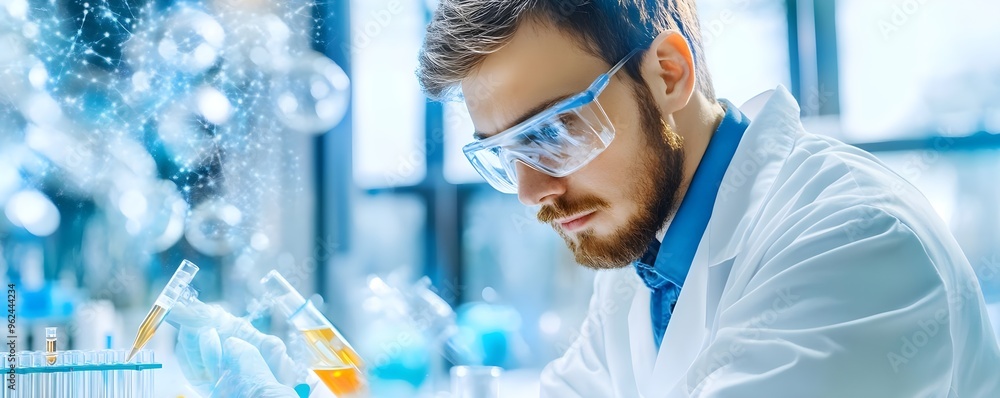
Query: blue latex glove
xmin=170 ymin=300 xmax=307 ymax=394
xmin=197 ymin=329 xmax=298 ymax=398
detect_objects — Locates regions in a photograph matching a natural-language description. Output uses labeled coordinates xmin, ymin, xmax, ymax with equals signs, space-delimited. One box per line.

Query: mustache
xmin=537 ymin=196 xmax=610 ymax=223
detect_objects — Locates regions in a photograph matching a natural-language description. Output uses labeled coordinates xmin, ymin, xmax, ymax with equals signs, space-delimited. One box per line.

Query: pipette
xmin=126 ymin=260 xmax=200 ymax=362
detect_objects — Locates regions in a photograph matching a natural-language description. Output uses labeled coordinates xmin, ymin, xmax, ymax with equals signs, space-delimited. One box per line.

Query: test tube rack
xmin=3 ymin=349 xmax=160 ymax=398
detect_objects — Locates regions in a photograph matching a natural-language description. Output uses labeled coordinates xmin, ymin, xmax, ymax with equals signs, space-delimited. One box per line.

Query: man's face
xmin=462 ymin=20 xmax=686 ymax=269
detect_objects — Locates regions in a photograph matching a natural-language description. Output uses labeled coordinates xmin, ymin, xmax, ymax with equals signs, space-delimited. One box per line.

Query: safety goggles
xmin=463 ymin=49 xmax=643 ymax=194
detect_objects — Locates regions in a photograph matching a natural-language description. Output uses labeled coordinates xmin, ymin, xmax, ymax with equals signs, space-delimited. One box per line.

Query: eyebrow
xmin=473 ymin=93 xmax=573 ymax=141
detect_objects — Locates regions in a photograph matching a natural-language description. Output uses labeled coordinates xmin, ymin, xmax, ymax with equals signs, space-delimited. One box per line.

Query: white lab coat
xmin=540 ymin=86 xmax=1000 ymax=398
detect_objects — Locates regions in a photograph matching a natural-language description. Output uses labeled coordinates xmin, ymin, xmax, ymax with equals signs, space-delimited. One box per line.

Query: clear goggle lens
xmin=464 ymin=99 xmax=614 ymax=194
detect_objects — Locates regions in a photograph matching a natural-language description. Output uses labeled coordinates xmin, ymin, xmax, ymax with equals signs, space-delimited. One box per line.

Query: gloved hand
xmin=169 ymin=299 xmax=307 ymax=394
xmin=194 ymin=328 xmax=299 ymax=398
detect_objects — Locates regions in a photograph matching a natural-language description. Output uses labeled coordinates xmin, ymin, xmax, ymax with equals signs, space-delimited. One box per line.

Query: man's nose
xmin=516 ymin=161 xmax=566 ymax=206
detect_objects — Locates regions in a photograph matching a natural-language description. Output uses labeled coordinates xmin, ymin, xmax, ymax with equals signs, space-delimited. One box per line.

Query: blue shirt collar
xmin=633 ymin=99 xmax=750 ymax=290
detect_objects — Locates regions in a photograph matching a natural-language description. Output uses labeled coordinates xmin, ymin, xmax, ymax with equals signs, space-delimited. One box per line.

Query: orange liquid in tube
xmin=312 ymin=366 xmax=366 ymax=396
xmin=301 ymin=327 xmax=365 ymax=369
xmin=301 ymin=327 xmax=367 ymax=395
xmin=261 ymin=271 xmax=368 ymax=396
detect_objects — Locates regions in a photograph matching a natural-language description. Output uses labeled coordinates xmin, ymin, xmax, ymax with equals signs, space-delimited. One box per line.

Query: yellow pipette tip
xmin=125 ymin=260 xmax=201 ymax=364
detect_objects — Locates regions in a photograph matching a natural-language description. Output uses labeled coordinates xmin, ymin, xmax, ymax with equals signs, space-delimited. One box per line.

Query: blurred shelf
xmin=852 ymin=131 xmax=1000 ymax=153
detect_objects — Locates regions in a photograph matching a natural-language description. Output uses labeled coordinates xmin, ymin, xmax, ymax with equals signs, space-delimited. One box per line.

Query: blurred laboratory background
xmin=1 ymin=0 xmax=999 ymax=396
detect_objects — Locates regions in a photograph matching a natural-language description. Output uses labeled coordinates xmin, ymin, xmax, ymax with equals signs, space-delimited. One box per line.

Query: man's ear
xmin=641 ymin=29 xmax=696 ymax=113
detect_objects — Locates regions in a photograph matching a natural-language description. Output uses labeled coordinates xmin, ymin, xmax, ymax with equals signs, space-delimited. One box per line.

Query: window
xmin=700 ymin=0 xmax=791 ymax=105
xmin=837 ymin=0 xmax=1000 ymax=141
xmin=350 ymin=0 xmax=426 ymax=188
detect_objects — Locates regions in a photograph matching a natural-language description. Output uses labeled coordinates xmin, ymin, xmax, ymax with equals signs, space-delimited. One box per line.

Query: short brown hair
xmin=417 ymin=0 xmax=715 ymax=101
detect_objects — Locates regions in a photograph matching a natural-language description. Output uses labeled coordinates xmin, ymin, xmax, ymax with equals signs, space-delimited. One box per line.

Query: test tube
xmin=84 ymin=350 xmax=96 ymax=398
xmin=20 ymin=356 xmax=25 ymax=398
xmin=111 ymin=349 xmax=119 ymax=397
xmin=70 ymin=351 xmax=84 ymax=397
xmin=63 ymin=351 xmax=69 ymax=396
xmin=146 ymin=350 xmax=155 ymax=397
xmin=450 ymin=366 xmax=502 ymax=398
xmin=123 ymin=349 xmax=131 ymax=395
xmin=126 ymin=352 xmax=134 ymax=396
xmin=15 ymin=353 xmax=21 ymax=398
xmin=11 ymin=354 xmax=17 ymax=398
xmin=260 ymin=270 xmax=367 ymax=396
xmin=96 ymin=350 xmax=104 ymax=396
xmin=11 ymin=353 xmax=19 ymax=398
xmin=33 ymin=352 xmax=44 ymax=397
xmin=59 ymin=351 xmax=68 ymax=397
xmin=136 ymin=351 xmax=146 ymax=397
xmin=7 ymin=355 xmax=11 ymax=398
xmin=45 ymin=328 xmax=57 ymax=365
xmin=133 ymin=351 xmax=141 ymax=396
xmin=25 ymin=352 xmax=34 ymax=398
xmin=116 ymin=350 xmax=125 ymax=397
xmin=36 ymin=352 xmax=44 ymax=396
xmin=49 ymin=351 xmax=58 ymax=397
xmin=16 ymin=352 xmax=25 ymax=398
xmin=101 ymin=349 xmax=113 ymax=396
xmin=6 ymin=354 xmax=11 ymax=398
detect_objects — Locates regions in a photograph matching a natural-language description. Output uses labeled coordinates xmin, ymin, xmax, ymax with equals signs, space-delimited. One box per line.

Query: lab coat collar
xmin=702 ymin=85 xmax=800 ymax=267
xmin=652 ymin=99 xmax=749 ymax=285
xmin=627 ymin=85 xmax=803 ymax=397
xmin=632 ymin=100 xmax=749 ymax=291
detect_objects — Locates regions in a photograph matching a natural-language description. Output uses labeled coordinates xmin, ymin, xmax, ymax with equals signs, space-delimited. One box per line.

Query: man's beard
xmin=537 ymin=83 xmax=686 ymax=269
